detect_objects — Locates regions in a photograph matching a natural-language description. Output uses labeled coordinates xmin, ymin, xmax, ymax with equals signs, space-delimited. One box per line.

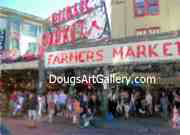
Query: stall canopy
xmin=0 ymin=60 xmax=39 ymax=70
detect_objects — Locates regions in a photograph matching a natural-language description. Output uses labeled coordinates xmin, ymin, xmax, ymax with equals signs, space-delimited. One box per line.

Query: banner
xmin=45 ymin=38 xmax=180 ymax=68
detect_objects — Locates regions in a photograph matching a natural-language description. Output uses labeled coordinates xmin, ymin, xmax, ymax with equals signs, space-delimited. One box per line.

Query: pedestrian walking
xmin=47 ymin=92 xmax=55 ymax=123
xmin=145 ymin=91 xmax=153 ymax=116
xmin=160 ymin=91 xmax=169 ymax=121
xmin=27 ymin=93 xmax=38 ymax=128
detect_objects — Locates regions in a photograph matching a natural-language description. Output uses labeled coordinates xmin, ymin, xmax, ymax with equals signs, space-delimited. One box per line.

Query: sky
xmin=0 ymin=0 xmax=111 ymax=20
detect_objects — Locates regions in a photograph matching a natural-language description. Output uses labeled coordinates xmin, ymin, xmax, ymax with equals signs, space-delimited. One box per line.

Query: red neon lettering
xmin=113 ymin=48 xmax=123 ymax=59
xmin=63 ymin=27 xmax=70 ymax=44
xmin=69 ymin=52 xmax=78 ymax=63
xmin=51 ymin=31 xmax=57 ymax=45
xmin=53 ymin=55 xmax=60 ymax=64
xmin=137 ymin=45 xmax=146 ymax=57
xmin=61 ymin=53 xmax=69 ymax=64
xmin=163 ymin=42 xmax=172 ymax=56
xmin=59 ymin=28 xmax=65 ymax=45
xmin=73 ymin=3 xmax=79 ymax=17
xmin=80 ymin=0 xmax=85 ymax=13
xmin=148 ymin=44 xmax=159 ymax=57
xmin=70 ymin=23 xmax=76 ymax=46
xmin=66 ymin=6 xmax=72 ymax=20
xmin=55 ymin=29 xmax=61 ymax=45
xmin=96 ymin=50 xmax=104 ymax=61
xmin=59 ymin=10 xmax=66 ymax=23
xmin=91 ymin=20 xmax=102 ymax=31
xmin=52 ymin=13 xmax=58 ymax=25
xmin=42 ymin=32 xmax=49 ymax=46
xmin=176 ymin=41 xmax=180 ymax=56
xmin=87 ymin=50 xmax=94 ymax=62
xmin=80 ymin=0 xmax=92 ymax=13
xmin=79 ymin=51 xmax=85 ymax=63
xmin=126 ymin=47 xmax=136 ymax=57
xmin=78 ymin=20 xmax=87 ymax=39
xmin=43 ymin=32 xmax=53 ymax=46
xmin=48 ymin=54 xmax=54 ymax=64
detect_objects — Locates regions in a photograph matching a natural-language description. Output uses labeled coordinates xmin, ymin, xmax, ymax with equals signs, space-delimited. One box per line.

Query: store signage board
xmin=45 ymin=38 xmax=180 ymax=68
xmin=42 ymin=0 xmax=111 ymax=48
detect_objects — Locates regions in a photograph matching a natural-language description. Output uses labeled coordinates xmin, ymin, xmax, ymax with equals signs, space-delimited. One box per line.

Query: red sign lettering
xmin=87 ymin=50 xmax=94 ymax=62
xmin=137 ymin=45 xmax=146 ymax=57
xmin=63 ymin=27 xmax=70 ymax=44
xmin=53 ymin=55 xmax=60 ymax=64
xmin=48 ymin=54 xmax=54 ymax=64
xmin=79 ymin=51 xmax=85 ymax=63
xmin=61 ymin=53 xmax=69 ymax=64
xmin=59 ymin=10 xmax=66 ymax=23
xmin=73 ymin=3 xmax=79 ymax=17
xmin=148 ymin=44 xmax=159 ymax=57
xmin=163 ymin=42 xmax=172 ymax=56
xmin=78 ymin=20 xmax=87 ymax=39
xmin=66 ymin=6 xmax=72 ymax=20
xmin=176 ymin=40 xmax=180 ymax=56
xmin=50 ymin=0 xmax=93 ymax=25
xmin=113 ymin=48 xmax=123 ymax=59
xmin=70 ymin=24 xmax=76 ymax=46
xmin=96 ymin=49 xmax=104 ymax=61
xmin=125 ymin=47 xmax=136 ymax=57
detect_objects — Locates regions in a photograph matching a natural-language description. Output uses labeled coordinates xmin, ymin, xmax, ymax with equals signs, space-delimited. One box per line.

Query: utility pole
xmin=38 ymin=58 xmax=46 ymax=95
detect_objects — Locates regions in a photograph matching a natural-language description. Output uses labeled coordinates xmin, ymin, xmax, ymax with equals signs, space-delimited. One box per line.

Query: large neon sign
xmin=42 ymin=0 xmax=111 ymax=48
xmin=50 ymin=0 xmax=93 ymax=25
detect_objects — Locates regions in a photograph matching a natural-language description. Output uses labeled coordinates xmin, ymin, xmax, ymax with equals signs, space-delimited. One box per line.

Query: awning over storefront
xmin=0 ymin=60 xmax=39 ymax=70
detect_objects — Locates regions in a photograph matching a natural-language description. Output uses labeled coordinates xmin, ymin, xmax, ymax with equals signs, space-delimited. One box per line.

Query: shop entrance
xmin=1 ymin=69 xmax=38 ymax=94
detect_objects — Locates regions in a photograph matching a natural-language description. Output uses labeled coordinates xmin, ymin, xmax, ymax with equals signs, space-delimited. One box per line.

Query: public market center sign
xmin=42 ymin=0 xmax=111 ymax=47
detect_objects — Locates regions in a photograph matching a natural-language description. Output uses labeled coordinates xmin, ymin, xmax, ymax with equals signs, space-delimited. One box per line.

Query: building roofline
xmin=0 ymin=6 xmax=45 ymax=23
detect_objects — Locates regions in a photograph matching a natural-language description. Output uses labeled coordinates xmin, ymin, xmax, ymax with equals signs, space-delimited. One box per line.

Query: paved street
xmin=2 ymin=117 xmax=180 ymax=135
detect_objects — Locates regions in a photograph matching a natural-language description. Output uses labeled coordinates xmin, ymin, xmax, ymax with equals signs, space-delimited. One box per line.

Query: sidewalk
xmin=2 ymin=116 xmax=180 ymax=135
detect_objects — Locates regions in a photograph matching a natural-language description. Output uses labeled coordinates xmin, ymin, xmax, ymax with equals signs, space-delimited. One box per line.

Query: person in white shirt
xmin=145 ymin=91 xmax=153 ymax=116
xmin=53 ymin=91 xmax=59 ymax=115
xmin=38 ymin=95 xmax=44 ymax=119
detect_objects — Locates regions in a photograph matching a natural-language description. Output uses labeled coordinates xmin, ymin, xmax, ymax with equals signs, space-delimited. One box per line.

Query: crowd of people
xmin=107 ymin=87 xmax=180 ymax=128
xmin=8 ymin=86 xmax=180 ymax=128
xmin=9 ymin=90 xmax=101 ymax=128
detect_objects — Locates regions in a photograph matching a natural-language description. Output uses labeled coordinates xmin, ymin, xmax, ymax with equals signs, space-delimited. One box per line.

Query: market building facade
xmin=111 ymin=0 xmax=180 ymax=38
xmin=43 ymin=0 xmax=180 ymax=92
xmin=0 ymin=0 xmax=180 ymax=98
xmin=0 ymin=7 xmax=46 ymax=92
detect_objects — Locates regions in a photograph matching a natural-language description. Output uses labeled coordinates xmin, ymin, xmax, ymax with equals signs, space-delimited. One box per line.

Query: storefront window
xmin=134 ymin=0 xmax=160 ymax=17
xmin=10 ymin=22 xmax=19 ymax=33
xmin=0 ymin=18 xmax=7 ymax=29
xmin=22 ymin=23 xmax=39 ymax=37
xmin=27 ymin=42 xmax=37 ymax=53
xmin=9 ymin=21 xmax=20 ymax=50
xmin=10 ymin=39 xmax=19 ymax=49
